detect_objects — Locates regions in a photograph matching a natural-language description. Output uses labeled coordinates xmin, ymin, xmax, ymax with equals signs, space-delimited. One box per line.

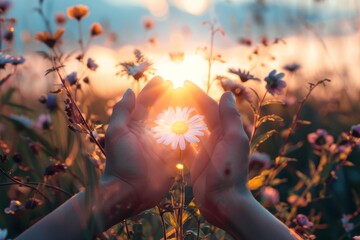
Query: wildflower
xmin=0 ymin=54 xmax=12 ymax=68
xmin=341 ymin=214 xmax=354 ymax=232
xmin=265 ymin=70 xmax=287 ymax=96
xmin=283 ymin=63 xmax=301 ymax=73
xmin=238 ymin=37 xmax=252 ymax=46
xmin=143 ymin=17 xmax=155 ymax=30
xmin=34 ymin=29 xmax=64 ymax=49
xmin=118 ymin=49 xmax=154 ymax=81
xmin=351 ymin=124 xmax=360 ymax=138
xmin=219 ymin=77 xmax=252 ymax=102
xmin=87 ymin=58 xmax=98 ymax=71
xmin=4 ymin=200 xmax=22 ymax=214
xmin=307 ymin=129 xmax=334 ymax=149
xmin=65 ymin=72 xmax=78 ymax=86
xmin=10 ymin=55 xmax=25 ymax=66
xmin=261 ymin=186 xmax=279 ymax=205
xmin=44 ymin=163 xmax=67 ymax=176
xmin=4 ymin=29 xmax=14 ymax=42
xmin=353 ymin=236 xmax=360 ymax=240
xmin=24 ymin=198 xmax=43 ymax=210
xmin=46 ymin=94 xmax=57 ymax=111
xmin=169 ymin=51 xmax=184 ymax=63
xmin=9 ymin=114 xmax=33 ymax=128
xmin=120 ymin=62 xmax=151 ymax=81
xmin=90 ymin=22 xmax=103 ymax=37
xmin=0 ymin=0 xmax=11 ymax=14
xmin=55 ymin=12 xmax=67 ymax=25
xmin=12 ymin=152 xmax=22 ymax=164
xmin=295 ymin=214 xmax=314 ymax=229
xmin=152 ymin=107 xmax=207 ymax=150
xmin=249 ymin=151 xmax=271 ymax=171
xmin=35 ymin=114 xmax=51 ymax=130
xmin=0 ymin=228 xmax=7 ymax=240
xmin=67 ymin=5 xmax=89 ymax=21
xmin=228 ymin=68 xmax=260 ymax=82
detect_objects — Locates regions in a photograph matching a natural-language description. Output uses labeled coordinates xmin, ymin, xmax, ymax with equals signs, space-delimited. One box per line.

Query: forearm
xmin=218 ymin=190 xmax=301 ymax=240
xmin=16 ymin=179 xmax=137 ymax=240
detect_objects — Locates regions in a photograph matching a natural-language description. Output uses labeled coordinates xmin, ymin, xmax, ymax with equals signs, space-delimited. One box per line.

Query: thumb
xmin=219 ymin=92 xmax=247 ymax=142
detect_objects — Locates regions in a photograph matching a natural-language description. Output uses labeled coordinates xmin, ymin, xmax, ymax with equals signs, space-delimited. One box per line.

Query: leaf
xmin=36 ymin=50 xmax=52 ymax=60
xmin=261 ymin=99 xmax=285 ymax=107
xmin=296 ymin=120 xmax=312 ymax=125
xmin=45 ymin=65 xmax=65 ymax=76
xmin=4 ymin=102 xmax=34 ymax=112
xmin=275 ymin=156 xmax=297 ymax=165
xmin=296 ymin=170 xmax=310 ymax=186
xmin=1 ymin=115 xmax=56 ymax=158
xmin=250 ymin=130 xmax=277 ymax=155
xmin=186 ymin=229 xmax=205 ymax=238
xmin=2 ymin=87 xmax=16 ymax=102
xmin=50 ymin=89 xmax=62 ymax=94
xmin=247 ymin=171 xmax=269 ymax=190
xmin=271 ymin=178 xmax=287 ymax=186
xmin=256 ymin=114 xmax=283 ymax=128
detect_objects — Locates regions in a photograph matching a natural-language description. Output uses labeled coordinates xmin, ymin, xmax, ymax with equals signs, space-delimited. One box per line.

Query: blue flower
xmin=265 ymin=70 xmax=286 ymax=95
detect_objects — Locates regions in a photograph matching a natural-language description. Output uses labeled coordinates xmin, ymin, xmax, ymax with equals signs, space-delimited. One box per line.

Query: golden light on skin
xmin=176 ymin=163 xmax=184 ymax=170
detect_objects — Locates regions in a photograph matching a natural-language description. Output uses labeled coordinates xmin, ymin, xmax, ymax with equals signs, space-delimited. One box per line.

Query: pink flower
xmin=307 ymin=129 xmax=334 ymax=149
xmin=295 ymin=214 xmax=314 ymax=229
xmin=35 ymin=114 xmax=51 ymax=130
xmin=261 ymin=186 xmax=279 ymax=205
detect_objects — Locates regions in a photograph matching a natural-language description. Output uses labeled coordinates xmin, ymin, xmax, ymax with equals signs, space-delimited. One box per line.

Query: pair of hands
xmin=103 ymin=76 xmax=250 ymax=229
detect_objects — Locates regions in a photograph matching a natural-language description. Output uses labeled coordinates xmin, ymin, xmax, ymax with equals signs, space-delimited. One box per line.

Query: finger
xmin=184 ymin=81 xmax=220 ymax=131
xmin=108 ymin=88 xmax=135 ymax=129
xmin=219 ymin=92 xmax=248 ymax=142
xmin=132 ymin=76 xmax=171 ymax=121
xmin=190 ymin=131 xmax=218 ymax=184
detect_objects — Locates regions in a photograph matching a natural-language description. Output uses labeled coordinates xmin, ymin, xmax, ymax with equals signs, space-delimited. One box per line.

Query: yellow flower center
xmin=171 ymin=121 xmax=188 ymax=134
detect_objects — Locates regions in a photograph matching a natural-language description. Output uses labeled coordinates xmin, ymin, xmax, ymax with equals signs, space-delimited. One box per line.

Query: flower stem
xmin=178 ymin=150 xmax=185 ymax=240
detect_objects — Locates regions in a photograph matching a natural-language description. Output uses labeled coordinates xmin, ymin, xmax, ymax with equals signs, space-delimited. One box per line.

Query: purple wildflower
xmin=295 ymin=214 xmax=314 ymax=229
xmin=10 ymin=56 xmax=25 ymax=66
xmin=46 ymin=94 xmax=57 ymax=111
xmin=351 ymin=124 xmax=360 ymax=138
xmin=87 ymin=58 xmax=98 ymax=71
xmin=65 ymin=72 xmax=78 ymax=86
xmin=249 ymin=151 xmax=271 ymax=171
xmin=4 ymin=200 xmax=22 ymax=214
xmin=265 ymin=70 xmax=287 ymax=96
xmin=307 ymin=129 xmax=334 ymax=149
xmin=283 ymin=63 xmax=301 ymax=73
xmin=0 ymin=0 xmax=11 ymax=14
xmin=341 ymin=214 xmax=354 ymax=232
xmin=228 ymin=68 xmax=260 ymax=82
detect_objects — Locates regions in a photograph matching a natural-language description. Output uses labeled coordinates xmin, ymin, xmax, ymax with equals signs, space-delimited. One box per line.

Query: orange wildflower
xmin=90 ymin=23 xmax=103 ymax=37
xmin=34 ymin=29 xmax=64 ymax=49
xmin=67 ymin=5 xmax=89 ymax=21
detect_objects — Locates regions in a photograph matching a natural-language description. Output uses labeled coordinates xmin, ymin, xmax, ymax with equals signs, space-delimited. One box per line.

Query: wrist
xmin=94 ymin=176 xmax=139 ymax=231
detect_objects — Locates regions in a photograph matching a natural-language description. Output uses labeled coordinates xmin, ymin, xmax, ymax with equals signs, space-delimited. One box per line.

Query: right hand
xmin=185 ymin=81 xmax=250 ymax=228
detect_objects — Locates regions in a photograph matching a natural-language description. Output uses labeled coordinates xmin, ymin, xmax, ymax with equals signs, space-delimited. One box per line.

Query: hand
xmin=185 ymin=81 xmax=250 ymax=229
xmin=101 ymin=77 xmax=178 ymax=228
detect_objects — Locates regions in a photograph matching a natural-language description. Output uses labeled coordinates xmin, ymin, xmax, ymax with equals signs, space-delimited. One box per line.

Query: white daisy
xmin=151 ymin=107 xmax=207 ymax=150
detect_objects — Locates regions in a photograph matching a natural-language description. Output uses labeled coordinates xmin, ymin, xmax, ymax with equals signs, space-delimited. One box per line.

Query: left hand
xmin=100 ymin=77 xmax=179 ymax=228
